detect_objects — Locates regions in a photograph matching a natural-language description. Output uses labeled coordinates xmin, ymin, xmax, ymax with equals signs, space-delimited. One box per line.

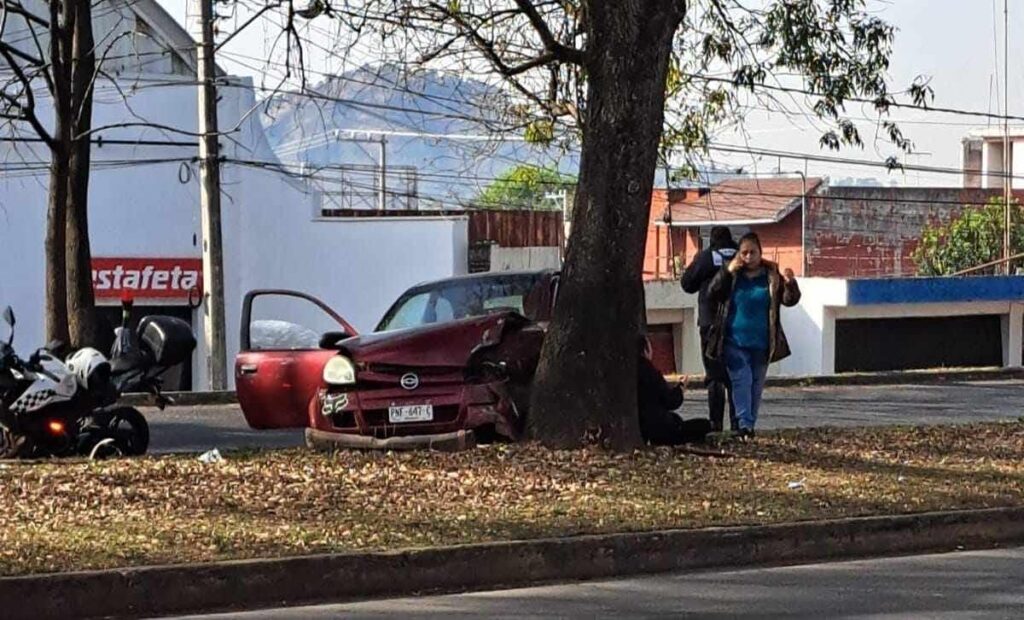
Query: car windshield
xmin=376 ymin=273 xmax=544 ymax=332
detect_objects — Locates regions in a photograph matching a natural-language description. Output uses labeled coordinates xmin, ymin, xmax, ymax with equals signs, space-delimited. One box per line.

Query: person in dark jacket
xmin=637 ymin=336 xmax=711 ymax=445
xmin=705 ymin=232 xmax=801 ymax=439
xmin=681 ymin=226 xmax=738 ymax=432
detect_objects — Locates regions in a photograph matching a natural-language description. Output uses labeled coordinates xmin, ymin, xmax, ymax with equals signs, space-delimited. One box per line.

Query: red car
xmin=235 ymin=270 xmax=558 ymax=450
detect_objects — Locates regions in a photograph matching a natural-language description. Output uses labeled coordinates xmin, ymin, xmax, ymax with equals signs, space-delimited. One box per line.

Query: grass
xmin=1 ymin=421 xmax=1023 ymax=576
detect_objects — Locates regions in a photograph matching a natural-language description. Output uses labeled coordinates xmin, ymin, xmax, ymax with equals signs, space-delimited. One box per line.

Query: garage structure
xmin=643 ymin=276 xmax=1024 ymax=378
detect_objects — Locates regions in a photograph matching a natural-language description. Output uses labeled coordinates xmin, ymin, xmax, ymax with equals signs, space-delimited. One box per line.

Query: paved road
xmin=166 ymin=547 xmax=1024 ymax=618
xmin=146 ymin=380 xmax=1024 ymax=454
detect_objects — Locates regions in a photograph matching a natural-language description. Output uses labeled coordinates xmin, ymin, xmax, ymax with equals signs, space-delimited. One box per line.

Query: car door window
xmin=248 ymin=294 xmax=346 ymax=350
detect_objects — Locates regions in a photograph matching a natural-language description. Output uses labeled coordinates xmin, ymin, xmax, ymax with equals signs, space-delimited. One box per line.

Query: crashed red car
xmin=235 ymin=270 xmax=558 ymax=449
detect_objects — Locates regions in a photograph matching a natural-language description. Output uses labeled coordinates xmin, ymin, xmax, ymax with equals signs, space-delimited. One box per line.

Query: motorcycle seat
xmin=111 ymin=349 xmax=151 ymax=375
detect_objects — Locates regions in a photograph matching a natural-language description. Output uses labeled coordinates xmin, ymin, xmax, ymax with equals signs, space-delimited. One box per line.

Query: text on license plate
xmin=388 ymin=404 xmax=434 ymax=423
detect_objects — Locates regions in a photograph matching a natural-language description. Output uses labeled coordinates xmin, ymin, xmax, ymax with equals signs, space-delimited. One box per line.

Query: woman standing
xmin=705 ymin=233 xmax=800 ymax=439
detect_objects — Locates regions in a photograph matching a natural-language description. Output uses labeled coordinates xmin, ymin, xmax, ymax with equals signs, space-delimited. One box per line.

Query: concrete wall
xmin=489 ymin=247 xmax=561 ymax=272
xmin=804 ymin=187 xmax=1023 ymax=278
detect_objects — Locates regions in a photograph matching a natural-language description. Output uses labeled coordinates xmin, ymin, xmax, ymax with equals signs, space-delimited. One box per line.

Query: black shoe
xmin=738 ymin=428 xmax=755 ymax=441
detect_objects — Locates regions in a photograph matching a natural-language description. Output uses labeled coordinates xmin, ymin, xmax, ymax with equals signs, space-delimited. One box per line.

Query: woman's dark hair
xmin=738 ymin=232 xmax=762 ymax=252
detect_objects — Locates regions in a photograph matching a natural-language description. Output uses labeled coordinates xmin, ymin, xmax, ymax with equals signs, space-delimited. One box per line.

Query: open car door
xmin=236 ymin=290 xmax=358 ymax=429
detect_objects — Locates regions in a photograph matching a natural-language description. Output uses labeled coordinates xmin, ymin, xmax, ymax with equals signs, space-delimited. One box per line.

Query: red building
xmin=643 ymin=180 xmax=1023 ymax=281
xmin=644 ymin=177 xmax=821 ymax=280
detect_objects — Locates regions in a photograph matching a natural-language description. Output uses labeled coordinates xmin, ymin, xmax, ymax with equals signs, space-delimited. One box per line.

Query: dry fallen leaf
xmin=0 ymin=421 xmax=1021 ymax=576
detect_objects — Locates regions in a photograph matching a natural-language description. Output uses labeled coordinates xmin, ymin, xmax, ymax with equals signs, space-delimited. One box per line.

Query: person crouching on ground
xmin=637 ymin=336 xmax=711 ymax=445
xmin=705 ymin=233 xmax=801 ymax=440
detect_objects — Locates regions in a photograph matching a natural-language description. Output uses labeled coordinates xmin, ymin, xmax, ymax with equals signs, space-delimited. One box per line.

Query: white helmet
xmin=66 ymin=347 xmax=111 ymax=391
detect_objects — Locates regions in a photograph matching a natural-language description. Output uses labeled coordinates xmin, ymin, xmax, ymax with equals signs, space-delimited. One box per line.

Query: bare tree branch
xmin=0 ymin=45 xmax=52 ymax=145
xmin=511 ymin=0 xmax=585 ymax=65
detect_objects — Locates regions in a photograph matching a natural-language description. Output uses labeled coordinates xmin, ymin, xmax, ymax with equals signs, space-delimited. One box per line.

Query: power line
xmin=689 ymin=74 xmax=1024 ymax=123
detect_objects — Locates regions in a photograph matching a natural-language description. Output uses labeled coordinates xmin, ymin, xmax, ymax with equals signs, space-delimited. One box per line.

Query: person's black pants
xmin=700 ymin=325 xmax=737 ymax=431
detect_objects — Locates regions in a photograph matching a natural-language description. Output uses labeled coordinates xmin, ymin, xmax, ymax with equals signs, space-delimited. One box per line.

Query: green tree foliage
xmin=475 ymin=165 xmax=575 ymax=210
xmin=914 ymin=199 xmax=1024 ymax=276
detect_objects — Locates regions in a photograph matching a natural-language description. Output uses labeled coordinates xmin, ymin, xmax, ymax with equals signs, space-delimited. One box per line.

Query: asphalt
xmin=164 ymin=546 xmax=1024 ymax=618
xmin=144 ymin=380 xmax=1024 ymax=454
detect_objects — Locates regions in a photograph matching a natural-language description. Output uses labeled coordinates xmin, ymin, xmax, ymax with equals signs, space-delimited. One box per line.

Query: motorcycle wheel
xmin=102 ymin=407 xmax=150 ymax=456
xmin=0 ymin=428 xmax=27 ymax=458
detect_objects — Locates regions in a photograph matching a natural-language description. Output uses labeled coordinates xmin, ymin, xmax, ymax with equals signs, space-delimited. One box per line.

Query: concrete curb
xmin=3 ymin=506 xmax=1024 ymax=619
xmin=764 ymin=367 xmax=1024 ymax=388
xmin=667 ymin=366 xmax=1024 ymax=389
xmin=120 ymin=390 xmax=236 ymax=407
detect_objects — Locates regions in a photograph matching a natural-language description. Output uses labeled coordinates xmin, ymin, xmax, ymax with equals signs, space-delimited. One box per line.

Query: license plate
xmin=388 ymin=404 xmax=433 ymax=423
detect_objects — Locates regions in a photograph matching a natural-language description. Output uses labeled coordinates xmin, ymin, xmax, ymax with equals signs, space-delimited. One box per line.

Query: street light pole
xmin=378 ymin=136 xmax=388 ymax=211
xmin=1004 ymin=0 xmax=1012 ymax=275
xmin=196 ymin=0 xmax=227 ymax=389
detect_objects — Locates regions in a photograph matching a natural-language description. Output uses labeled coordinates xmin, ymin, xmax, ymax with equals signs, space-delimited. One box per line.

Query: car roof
xmin=403 ymin=269 xmax=558 ymax=296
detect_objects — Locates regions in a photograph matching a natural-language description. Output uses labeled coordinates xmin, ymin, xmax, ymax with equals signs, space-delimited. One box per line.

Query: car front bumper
xmin=312 ymin=380 xmax=518 ymax=440
xmin=304 ymin=427 xmax=477 ymax=452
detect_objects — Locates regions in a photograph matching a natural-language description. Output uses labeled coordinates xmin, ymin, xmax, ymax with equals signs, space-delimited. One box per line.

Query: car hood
xmin=338 ymin=313 xmax=528 ymax=368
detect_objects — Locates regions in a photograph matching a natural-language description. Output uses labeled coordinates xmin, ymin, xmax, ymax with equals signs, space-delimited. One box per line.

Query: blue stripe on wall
xmin=847 ymin=277 xmax=1024 ymax=305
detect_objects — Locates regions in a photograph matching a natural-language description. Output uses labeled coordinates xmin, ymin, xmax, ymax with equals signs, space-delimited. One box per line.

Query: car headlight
xmin=322 ymin=355 xmax=356 ymax=385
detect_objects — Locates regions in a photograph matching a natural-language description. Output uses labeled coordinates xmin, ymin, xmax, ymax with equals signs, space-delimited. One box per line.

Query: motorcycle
xmin=0 ymin=299 xmax=196 ymax=459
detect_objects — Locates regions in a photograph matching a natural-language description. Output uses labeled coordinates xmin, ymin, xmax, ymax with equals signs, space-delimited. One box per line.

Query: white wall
xmin=773 ymin=278 xmax=847 ymax=377
xmin=643 ymin=277 xmax=1024 ymax=378
xmin=0 ymin=74 xmax=470 ymax=389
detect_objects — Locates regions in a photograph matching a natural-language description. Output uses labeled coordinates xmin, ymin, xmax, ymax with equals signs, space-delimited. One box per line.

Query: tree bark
xmin=65 ymin=0 xmax=100 ymax=348
xmin=44 ymin=0 xmax=75 ymax=346
xmin=45 ymin=149 xmax=70 ymax=346
xmin=528 ymin=1 xmax=685 ymax=450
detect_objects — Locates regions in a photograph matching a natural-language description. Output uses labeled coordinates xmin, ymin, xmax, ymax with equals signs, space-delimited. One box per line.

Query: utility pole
xmin=197 ymin=0 xmax=227 ymax=389
xmin=1004 ymin=0 xmax=1012 ymax=274
xmin=378 ymin=136 xmax=388 ymax=211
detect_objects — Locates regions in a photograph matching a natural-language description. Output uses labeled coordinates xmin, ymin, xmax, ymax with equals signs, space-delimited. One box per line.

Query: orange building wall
xmin=749 ymin=210 xmax=805 ymax=276
xmin=646 ymin=207 xmax=806 ymax=279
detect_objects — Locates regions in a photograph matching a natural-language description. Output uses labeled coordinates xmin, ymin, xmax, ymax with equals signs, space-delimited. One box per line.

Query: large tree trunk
xmin=44 ymin=0 xmax=74 ymax=346
xmin=45 ymin=152 xmax=70 ymax=346
xmin=528 ymin=1 xmax=684 ymax=450
xmin=65 ymin=0 xmax=100 ymax=348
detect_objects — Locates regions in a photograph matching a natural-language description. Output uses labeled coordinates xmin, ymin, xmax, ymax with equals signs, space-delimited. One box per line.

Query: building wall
xmin=643 ymin=189 xmax=676 ymax=279
xmin=804 ymin=187 xmax=1023 ymax=278
xmin=0 ymin=75 xmax=469 ymax=390
xmin=644 ymin=276 xmax=1024 ymax=378
xmin=750 ymin=210 xmax=804 ymax=276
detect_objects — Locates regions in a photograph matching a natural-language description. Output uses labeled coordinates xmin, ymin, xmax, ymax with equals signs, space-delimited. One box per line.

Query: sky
xmin=157 ymin=0 xmax=1023 ymax=187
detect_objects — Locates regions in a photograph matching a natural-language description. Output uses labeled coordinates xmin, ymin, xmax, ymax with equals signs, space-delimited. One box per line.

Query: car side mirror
xmin=319 ymin=331 xmax=350 ymax=349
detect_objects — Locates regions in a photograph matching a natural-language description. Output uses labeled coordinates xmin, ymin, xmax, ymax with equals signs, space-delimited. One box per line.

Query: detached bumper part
xmin=305 ymin=428 xmax=476 ymax=452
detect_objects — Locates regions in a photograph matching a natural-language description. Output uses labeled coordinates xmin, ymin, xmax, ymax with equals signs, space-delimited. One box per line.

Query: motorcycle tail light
xmin=46 ymin=420 xmax=66 ymax=435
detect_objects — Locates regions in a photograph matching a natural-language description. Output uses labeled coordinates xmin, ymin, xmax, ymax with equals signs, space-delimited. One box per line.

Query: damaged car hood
xmin=339 ymin=313 xmax=529 ymax=367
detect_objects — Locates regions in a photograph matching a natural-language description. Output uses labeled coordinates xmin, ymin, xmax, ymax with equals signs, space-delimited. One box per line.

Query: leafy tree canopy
xmin=914 ymin=199 xmax=1024 ymax=276
xmin=474 ymin=165 xmax=575 ymax=210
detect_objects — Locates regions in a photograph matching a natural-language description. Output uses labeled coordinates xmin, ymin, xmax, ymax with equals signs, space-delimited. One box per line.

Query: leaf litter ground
xmin=1 ymin=421 xmax=1022 ymax=576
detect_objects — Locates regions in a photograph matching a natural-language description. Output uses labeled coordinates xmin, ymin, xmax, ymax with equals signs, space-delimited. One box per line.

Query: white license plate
xmin=388 ymin=404 xmax=434 ymax=423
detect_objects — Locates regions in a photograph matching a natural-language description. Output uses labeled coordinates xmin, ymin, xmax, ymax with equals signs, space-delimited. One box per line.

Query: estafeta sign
xmin=91 ymin=258 xmax=203 ymax=301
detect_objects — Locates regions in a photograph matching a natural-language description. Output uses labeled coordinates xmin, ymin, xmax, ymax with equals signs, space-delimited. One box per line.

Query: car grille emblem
xmin=400 ymin=373 xmax=420 ymax=391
